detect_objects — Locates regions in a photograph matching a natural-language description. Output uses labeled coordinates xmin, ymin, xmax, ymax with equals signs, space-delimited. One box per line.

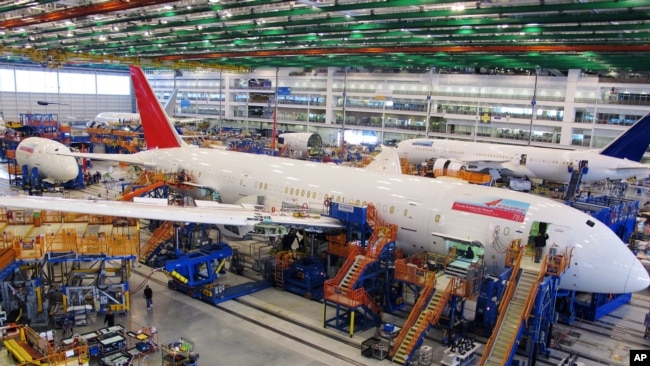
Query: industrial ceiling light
xmin=451 ymin=3 xmax=465 ymax=11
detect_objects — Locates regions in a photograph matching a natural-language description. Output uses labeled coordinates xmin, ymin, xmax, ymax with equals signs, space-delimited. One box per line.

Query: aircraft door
xmin=545 ymin=224 xmax=573 ymax=258
xmin=519 ymin=154 xmax=527 ymax=166
xmin=578 ymin=160 xmax=589 ymax=174
xmin=240 ymin=171 xmax=254 ymax=189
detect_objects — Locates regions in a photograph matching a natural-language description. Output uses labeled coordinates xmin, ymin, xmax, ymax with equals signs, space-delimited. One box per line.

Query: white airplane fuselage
xmin=130 ymin=146 xmax=648 ymax=294
xmin=15 ymin=137 xmax=79 ymax=182
xmin=93 ymin=112 xmax=141 ymax=125
xmin=396 ymin=139 xmax=650 ymax=183
xmin=278 ymin=132 xmax=322 ymax=158
xmin=49 ymin=65 xmax=646 ymax=295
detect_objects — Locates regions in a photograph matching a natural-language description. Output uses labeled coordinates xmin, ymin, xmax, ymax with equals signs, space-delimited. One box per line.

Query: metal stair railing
xmin=390 ymin=275 xmax=438 ymax=357
xmin=544 ymin=246 xmax=573 ymax=277
xmin=491 ymin=255 xmax=549 ymax=366
xmin=394 ymin=257 xmax=434 ymax=287
xmin=140 ymin=221 xmax=175 ymax=260
xmin=366 ymin=225 xmax=397 ymax=258
xmin=478 ymin=249 xmax=523 ymax=366
xmin=366 ymin=203 xmax=393 ymax=232
xmin=327 ymin=246 xmax=362 ymax=287
xmin=521 ymin=256 xmax=549 ymax=328
xmin=393 ymin=279 xmax=454 ymax=361
xmin=343 ymin=224 xmax=395 ymax=290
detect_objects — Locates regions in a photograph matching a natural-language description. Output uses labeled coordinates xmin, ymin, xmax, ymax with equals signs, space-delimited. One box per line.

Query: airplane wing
xmin=365 ymin=145 xmax=402 ymax=174
xmin=194 ymin=199 xmax=344 ymax=232
xmin=58 ymin=151 xmax=158 ymax=169
xmin=0 ymin=195 xmax=344 ymax=232
xmin=457 ymin=155 xmax=511 ymax=166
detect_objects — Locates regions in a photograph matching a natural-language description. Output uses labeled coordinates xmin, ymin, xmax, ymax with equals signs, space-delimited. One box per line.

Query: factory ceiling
xmin=0 ymin=0 xmax=649 ymax=73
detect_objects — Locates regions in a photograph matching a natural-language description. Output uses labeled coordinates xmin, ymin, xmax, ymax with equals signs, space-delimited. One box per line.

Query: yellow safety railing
xmin=0 ymin=247 xmax=16 ymax=270
xmin=545 ymin=246 xmax=573 ymax=276
xmin=107 ymin=234 xmax=139 ymax=257
xmin=394 ymin=258 xmax=434 ymax=287
xmin=12 ymin=236 xmax=45 ymax=260
xmin=3 ymin=325 xmax=90 ymax=365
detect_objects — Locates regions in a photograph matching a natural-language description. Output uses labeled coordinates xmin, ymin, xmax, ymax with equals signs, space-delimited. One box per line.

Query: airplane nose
xmin=63 ymin=162 xmax=80 ymax=180
xmin=624 ymin=256 xmax=650 ymax=293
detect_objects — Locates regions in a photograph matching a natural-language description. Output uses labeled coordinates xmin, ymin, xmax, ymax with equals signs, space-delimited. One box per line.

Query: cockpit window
xmin=586 ymin=220 xmax=595 ymax=227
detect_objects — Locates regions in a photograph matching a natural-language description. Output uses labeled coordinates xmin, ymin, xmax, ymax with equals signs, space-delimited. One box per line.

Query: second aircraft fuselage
xmin=396 ymin=139 xmax=650 ymax=183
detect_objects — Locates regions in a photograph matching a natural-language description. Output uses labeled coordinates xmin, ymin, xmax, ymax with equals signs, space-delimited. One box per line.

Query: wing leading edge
xmin=57 ymin=151 xmax=157 ymax=168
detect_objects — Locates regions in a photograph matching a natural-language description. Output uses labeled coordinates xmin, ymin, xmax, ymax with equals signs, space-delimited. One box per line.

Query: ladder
xmin=339 ymin=255 xmax=365 ymax=289
xmin=392 ymin=275 xmax=452 ymax=364
xmin=483 ymin=270 xmax=537 ymax=364
xmin=139 ymin=221 xmax=175 ymax=263
xmin=564 ymin=160 xmax=588 ymax=201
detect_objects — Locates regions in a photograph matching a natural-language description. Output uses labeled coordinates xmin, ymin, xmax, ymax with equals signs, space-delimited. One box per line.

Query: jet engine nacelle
xmin=277 ymin=132 xmax=322 ymax=158
xmin=431 ymin=158 xmax=467 ymax=177
xmin=16 ymin=137 xmax=80 ymax=182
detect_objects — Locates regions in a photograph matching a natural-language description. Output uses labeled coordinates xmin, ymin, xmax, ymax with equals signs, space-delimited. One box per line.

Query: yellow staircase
xmin=391 ymin=275 xmax=453 ymax=364
xmin=322 ymin=205 xmax=397 ymax=336
xmin=139 ymin=221 xmax=175 ymax=263
xmin=340 ymin=255 xmax=365 ymax=289
xmin=480 ymin=252 xmax=546 ymax=365
xmin=327 ymin=224 xmax=393 ymax=291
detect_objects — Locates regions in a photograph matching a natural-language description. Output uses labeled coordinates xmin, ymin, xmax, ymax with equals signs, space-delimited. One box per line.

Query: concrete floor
xmin=1 ymin=161 xmax=650 ymax=366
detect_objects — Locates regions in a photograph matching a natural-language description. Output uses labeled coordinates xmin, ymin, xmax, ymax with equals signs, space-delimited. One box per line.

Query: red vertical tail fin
xmin=129 ymin=65 xmax=184 ymax=149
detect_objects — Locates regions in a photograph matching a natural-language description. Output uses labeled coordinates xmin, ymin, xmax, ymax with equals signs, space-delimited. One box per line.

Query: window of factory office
xmin=0 ymin=67 xmax=131 ymax=118
xmin=571 ymin=129 xmax=592 ymax=147
xmin=9 ymin=69 xmax=130 ymax=95
xmin=437 ymin=102 xmax=563 ymax=122
xmin=451 ymin=124 xmax=560 ymax=144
